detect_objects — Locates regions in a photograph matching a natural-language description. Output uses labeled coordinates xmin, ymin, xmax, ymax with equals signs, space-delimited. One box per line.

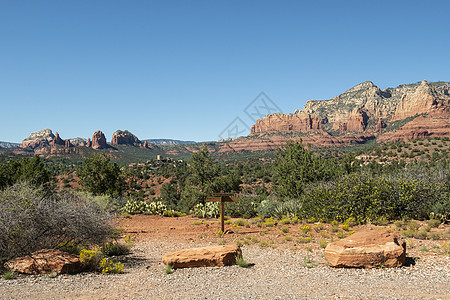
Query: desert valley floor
xmin=1 ymin=215 xmax=449 ymax=300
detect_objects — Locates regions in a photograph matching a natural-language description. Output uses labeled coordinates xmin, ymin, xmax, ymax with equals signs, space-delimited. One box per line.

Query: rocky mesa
xmin=221 ymin=80 xmax=450 ymax=153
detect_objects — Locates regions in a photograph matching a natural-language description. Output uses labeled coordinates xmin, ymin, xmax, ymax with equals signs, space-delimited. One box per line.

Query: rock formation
xmin=91 ymin=131 xmax=107 ymax=149
xmin=111 ymin=130 xmax=141 ymax=146
xmin=220 ymin=80 xmax=450 ymax=153
xmin=86 ymin=138 xmax=92 ymax=148
xmin=4 ymin=249 xmax=82 ymax=274
xmin=50 ymin=132 xmax=65 ymax=146
xmin=378 ymin=111 xmax=450 ymax=142
xmin=21 ymin=129 xmax=55 ymax=149
xmin=392 ymin=80 xmax=441 ymax=121
xmin=251 ymin=113 xmax=322 ymax=134
xmin=69 ymin=138 xmax=88 ymax=147
xmin=324 ymin=229 xmax=406 ymax=268
xmin=376 ymin=118 xmax=387 ymax=132
xmin=65 ymin=139 xmax=72 ymax=148
xmin=162 ymin=245 xmax=241 ymax=269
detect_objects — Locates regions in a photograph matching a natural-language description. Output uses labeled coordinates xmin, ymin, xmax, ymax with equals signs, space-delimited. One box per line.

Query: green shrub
xmin=414 ymin=231 xmax=428 ymax=240
xmin=430 ymin=233 xmax=441 ymax=240
xmin=236 ymin=255 xmax=249 ymax=268
xmin=299 ymin=172 xmax=447 ymax=223
xmin=273 ymin=200 xmax=303 ymax=219
xmin=79 ymin=249 xmax=104 ymax=271
xmin=256 ymin=199 xmax=279 ymax=218
xmin=302 ymin=255 xmax=318 ymax=268
xmin=99 ymin=257 xmax=124 ymax=274
xmin=192 ymin=202 xmax=219 ymax=218
xmin=2 ymin=270 xmax=16 ymax=280
xmin=427 ymin=219 xmax=441 ymax=228
xmin=0 ymin=183 xmax=113 ymax=264
xmin=101 ymin=241 xmax=131 ymax=256
xmin=234 ymin=219 xmax=250 ymax=227
xmin=301 ymin=225 xmax=310 ymax=234
xmin=313 ymin=224 xmax=324 ymax=232
xmin=164 ymin=264 xmax=174 ymax=274
xmin=225 ymin=195 xmax=258 ymax=218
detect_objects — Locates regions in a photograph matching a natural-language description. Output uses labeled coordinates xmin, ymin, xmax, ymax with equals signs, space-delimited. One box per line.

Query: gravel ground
xmin=1 ymin=237 xmax=449 ymax=300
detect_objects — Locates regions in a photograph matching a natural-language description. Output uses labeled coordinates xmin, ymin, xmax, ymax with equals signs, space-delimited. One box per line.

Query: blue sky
xmin=1 ymin=0 xmax=449 ymax=143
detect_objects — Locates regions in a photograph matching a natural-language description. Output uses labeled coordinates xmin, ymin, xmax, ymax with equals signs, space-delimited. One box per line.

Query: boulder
xmin=4 ymin=249 xmax=82 ymax=274
xmin=162 ymin=245 xmax=241 ymax=269
xmin=91 ymin=131 xmax=107 ymax=149
xmin=324 ymin=229 xmax=406 ymax=268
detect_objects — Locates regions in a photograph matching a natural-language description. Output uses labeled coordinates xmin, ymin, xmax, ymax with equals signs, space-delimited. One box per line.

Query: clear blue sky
xmin=1 ymin=0 xmax=449 ymax=143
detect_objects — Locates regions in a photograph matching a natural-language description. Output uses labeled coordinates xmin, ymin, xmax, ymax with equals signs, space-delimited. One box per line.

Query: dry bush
xmin=0 ymin=182 xmax=114 ymax=264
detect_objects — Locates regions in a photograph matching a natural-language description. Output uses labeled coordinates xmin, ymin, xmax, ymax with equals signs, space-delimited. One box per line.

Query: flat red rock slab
xmin=4 ymin=249 xmax=82 ymax=275
xmin=324 ymin=229 xmax=406 ymax=268
xmin=162 ymin=245 xmax=241 ymax=269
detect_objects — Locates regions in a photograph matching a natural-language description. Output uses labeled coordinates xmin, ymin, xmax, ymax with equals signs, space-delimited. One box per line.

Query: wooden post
xmin=220 ymin=201 xmax=225 ymax=233
xmin=206 ymin=193 xmax=238 ymax=233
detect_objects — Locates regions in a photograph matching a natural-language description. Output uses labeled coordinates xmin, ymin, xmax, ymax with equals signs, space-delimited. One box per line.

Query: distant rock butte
xmin=220 ymin=80 xmax=450 ymax=152
xmin=68 ymin=138 xmax=87 ymax=147
xmin=111 ymin=130 xmax=141 ymax=146
xmin=91 ymin=131 xmax=108 ymax=149
xmin=21 ymin=129 xmax=55 ymax=149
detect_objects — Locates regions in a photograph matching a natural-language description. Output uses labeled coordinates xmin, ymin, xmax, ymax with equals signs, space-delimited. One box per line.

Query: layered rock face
xmin=111 ymin=130 xmax=141 ymax=146
xmin=254 ymin=80 xmax=449 ymax=136
xmin=392 ymin=80 xmax=442 ymax=121
xmin=21 ymin=129 xmax=55 ymax=149
xmin=378 ymin=111 xmax=450 ymax=142
xmin=91 ymin=131 xmax=108 ymax=149
xmin=221 ymin=80 xmax=449 ymax=152
xmin=251 ymin=113 xmax=322 ymax=134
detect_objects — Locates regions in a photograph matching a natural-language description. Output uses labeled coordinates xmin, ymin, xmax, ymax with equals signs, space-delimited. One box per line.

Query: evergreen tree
xmin=78 ymin=153 xmax=125 ymax=196
xmin=274 ymin=140 xmax=335 ymax=200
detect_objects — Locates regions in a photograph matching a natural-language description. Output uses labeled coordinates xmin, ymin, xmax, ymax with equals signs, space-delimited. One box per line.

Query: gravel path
xmin=1 ymin=237 xmax=449 ymax=300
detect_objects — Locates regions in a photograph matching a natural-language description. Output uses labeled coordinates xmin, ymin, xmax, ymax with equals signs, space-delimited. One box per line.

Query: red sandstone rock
xmin=111 ymin=130 xmax=141 ymax=146
xmin=162 ymin=245 xmax=241 ymax=269
xmin=392 ymin=80 xmax=441 ymax=121
xmin=21 ymin=129 xmax=55 ymax=149
xmin=378 ymin=111 xmax=450 ymax=142
xmin=324 ymin=230 xmax=406 ymax=268
xmin=86 ymin=138 xmax=92 ymax=147
xmin=65 ymin=139 xmax=72 ymax=148
xmin=376 ymin=118 xmax=387 ymax=132
xmin=91 ymin=131 xmax=107 ymax=149
xmin=251 ymin=113 xmax=322 ymax=134
xmin=4 ymin=249 xmax=82 ymax=274
xmin=332 ymin=108 xmax=367 ymax=132
xmin=51 ymin=132 xmax=65 ymax=146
